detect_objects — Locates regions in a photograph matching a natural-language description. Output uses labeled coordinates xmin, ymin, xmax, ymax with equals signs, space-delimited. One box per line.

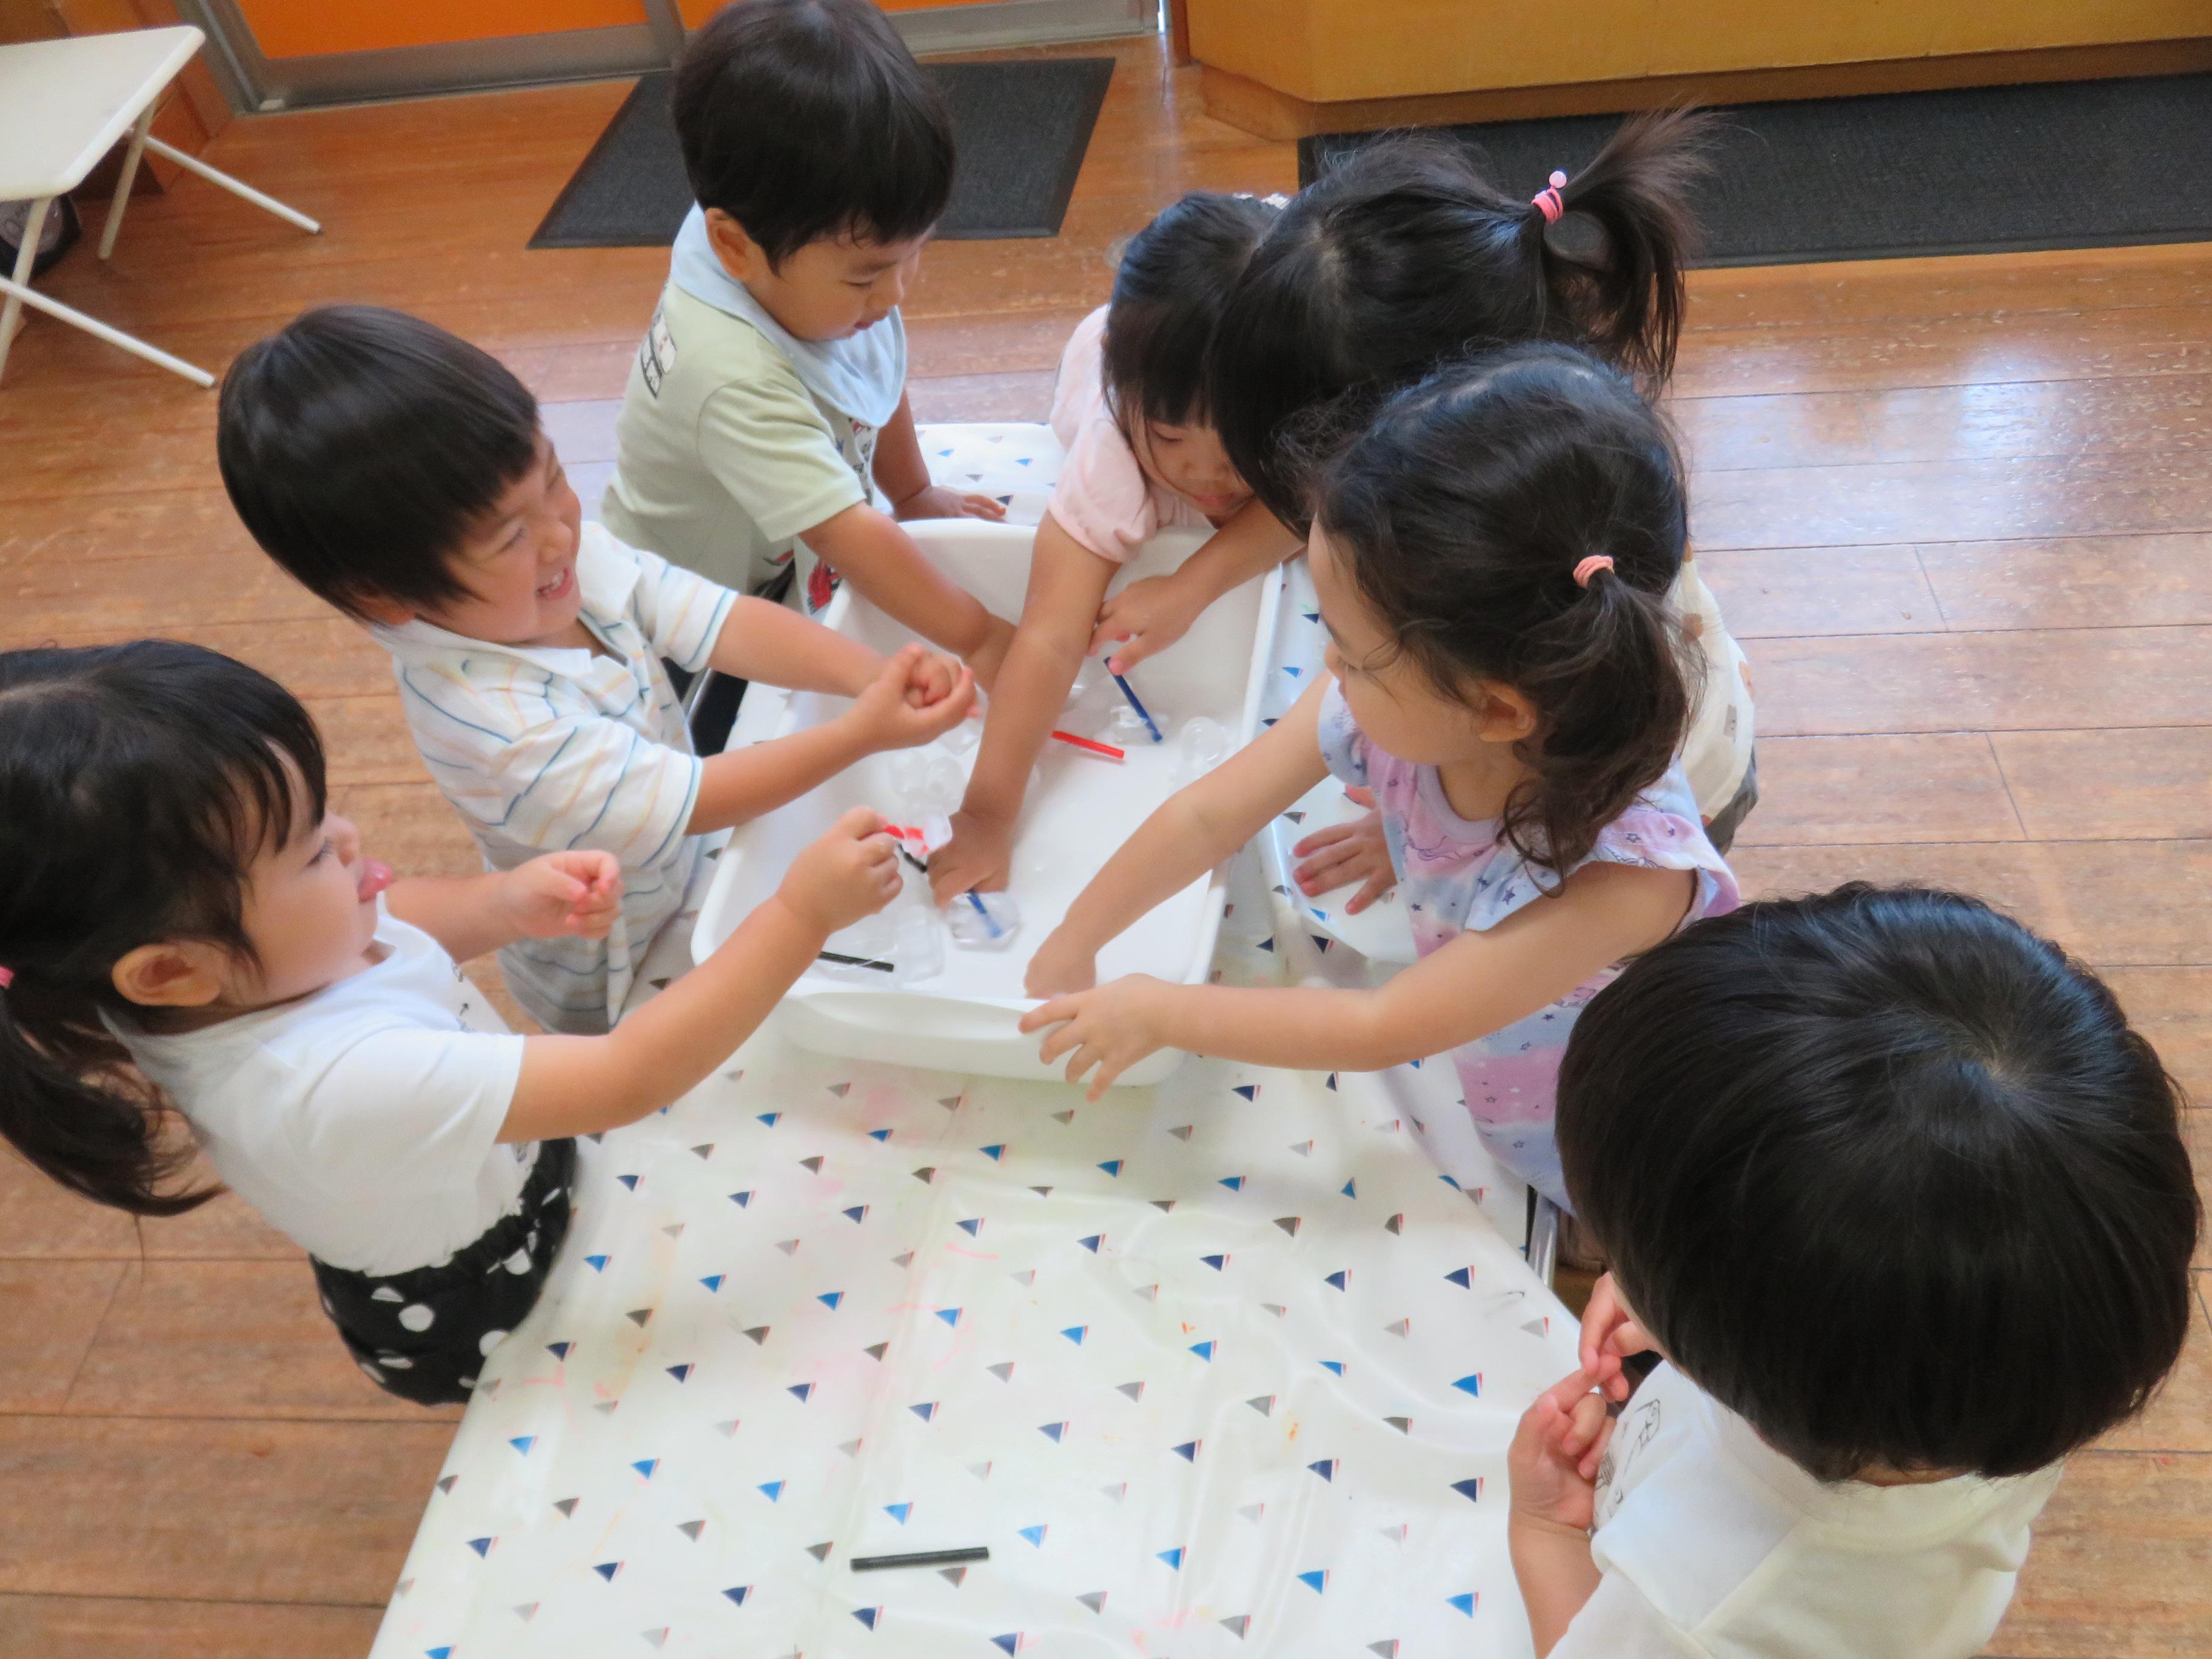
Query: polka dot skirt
xmin=309 ymin=1138 xmax=575 ymax=1407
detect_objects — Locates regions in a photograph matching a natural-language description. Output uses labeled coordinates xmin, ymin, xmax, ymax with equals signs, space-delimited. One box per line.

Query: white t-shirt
xmin=109 ymin=908 xmax=531 ymax=1278
xmin=374 ymin=525 xmax=736 ymax=1034
xmin=1555 ymin=1361 xmax=2062 ymax=1658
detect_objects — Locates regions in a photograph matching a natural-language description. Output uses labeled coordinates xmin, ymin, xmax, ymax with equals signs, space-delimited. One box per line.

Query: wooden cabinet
xmin=1186 ymin=0 xmax=2212 ymax=138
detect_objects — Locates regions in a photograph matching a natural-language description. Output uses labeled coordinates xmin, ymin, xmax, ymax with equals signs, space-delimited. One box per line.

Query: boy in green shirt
xmin=602 ymin=0 xmax=1014 ymax=684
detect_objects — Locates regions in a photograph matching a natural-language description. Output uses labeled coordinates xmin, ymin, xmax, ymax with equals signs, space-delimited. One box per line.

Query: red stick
xmin=1050 ymin=729 xmax=1125 ymax=761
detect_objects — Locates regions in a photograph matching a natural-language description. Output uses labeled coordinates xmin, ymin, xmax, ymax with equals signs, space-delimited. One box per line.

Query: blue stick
xmin=965 ymin=890 xmax=1006 ymax=939
xmin=1109 ymin=671 xmax=1164 ymax=743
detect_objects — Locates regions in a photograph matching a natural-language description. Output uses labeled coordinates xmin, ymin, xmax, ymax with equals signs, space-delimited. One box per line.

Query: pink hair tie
xmin=1532 ymin=169 xmax=1569 ymax=224
xmin=1573 ymin=554 xmax=1615 ymax=588
xmin=0 ymin=966 xmax=13 ymax=989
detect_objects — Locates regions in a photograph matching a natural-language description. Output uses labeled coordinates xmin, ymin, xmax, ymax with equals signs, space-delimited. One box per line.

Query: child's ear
xmin=112 ymin=941 xmax=229 ymax=1009
xmin=1476 ymin=683 xmax=1541 ymax=743
xmin=352 ymin=592 xmax=417 ymax=628
xmin=703 ymin=208 xmax=765 ymax=283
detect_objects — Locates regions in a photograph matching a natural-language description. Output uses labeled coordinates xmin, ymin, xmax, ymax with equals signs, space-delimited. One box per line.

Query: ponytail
xmin=1315 ymin=343 xmax=1695 ymax=876
xmin=1504 ymin=559 xmax=1698 ymax=876
xmin=0 ymin=640 xmax=327 ymax=1216
xmin=1208 ymin=110 xmax=1711 ymax=528
xmin=0 ymin=984 xmax=212 ymax=1215
xmin=1523 ymin=108 xmax=1712 ymax=386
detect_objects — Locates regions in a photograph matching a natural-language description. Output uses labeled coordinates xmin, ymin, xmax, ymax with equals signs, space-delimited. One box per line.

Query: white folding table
xmin=0 ymin=24 xmax=320 ymax=387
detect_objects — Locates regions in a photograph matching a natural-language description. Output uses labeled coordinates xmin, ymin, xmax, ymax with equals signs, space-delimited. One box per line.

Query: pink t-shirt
xmin=1047 ymin=306 xmax=1214 ymax=562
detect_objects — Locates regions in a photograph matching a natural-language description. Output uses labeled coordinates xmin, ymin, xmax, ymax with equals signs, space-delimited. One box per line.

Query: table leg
xmin=99 ymin=106 xmax=157 ymax=260
xmin=0 ymin=271 xmax=215 ymax=388
xmin=0 ymin=196 xmax=52 ymax=386
xmin=143 ymin=135 xmax=321 ymax=235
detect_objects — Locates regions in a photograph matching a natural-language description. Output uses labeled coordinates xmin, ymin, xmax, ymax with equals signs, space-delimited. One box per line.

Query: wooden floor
xmin=1 ymin=31 xmax=2206 ymax=1659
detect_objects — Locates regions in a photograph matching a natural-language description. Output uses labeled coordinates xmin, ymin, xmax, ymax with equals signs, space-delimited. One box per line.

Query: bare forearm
xmin=690 ymin=718 xmax=873 ymax=834
xmin=512 ymin=896 xmax=823 ymax=1139
xmin=964 ymin=625 xmax=1087 ymax=820
xmin=1144 ymin=982 xmax=1419 ymax=1073
xmin=1509 ymin=1516 xmax=1602 ymax=1657
xmin=803 ymin=506 xmax=997 ymax=659
xmin=1176 ymin=501 xmax=1299 ymax=606
xmin=385 ymin=874 xmax=519 ymax=964
xmin=871 ymin=390 xmax=930 ymax=507
xmin=708 ymin=595 xmax=878 ymax=695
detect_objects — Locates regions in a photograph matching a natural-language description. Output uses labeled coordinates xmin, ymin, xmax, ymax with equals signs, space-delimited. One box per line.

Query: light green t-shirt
xmin=601 ymin=280 xmax=879 ymax=610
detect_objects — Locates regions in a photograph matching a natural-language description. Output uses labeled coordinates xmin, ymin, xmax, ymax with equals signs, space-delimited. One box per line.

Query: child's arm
xmin=927 ymin=514 xmax=1118 ymax=903
xmin=497 ymin=808 xmax=899 ymax=1142
xmin=1508 ymin=1369 xmax=1614 ymax=1657
xmin=1090 ymin=498 xmax=1301 ymax=674
xmin=802 ymin=502 xmax=1016 ymax=687
xmin=703 ymin=592 xmax=885 ymax=694
xmin=1024 ymin=857 xmax=1694 ymax=1099
xmin=1021 ymin=677 xmax=1336 ymax=995
xmin=386 ymin=851 xmax=623 ymax=967
xmin=872 ymin=390 xmax=1007 ymax=525
xmin=689 ymin=641 xmax=976 ymax=835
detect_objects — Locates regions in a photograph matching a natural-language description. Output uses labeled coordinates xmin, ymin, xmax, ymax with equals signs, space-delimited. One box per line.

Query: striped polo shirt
xmin=374 ymin=525 xmax=736 ymax=1034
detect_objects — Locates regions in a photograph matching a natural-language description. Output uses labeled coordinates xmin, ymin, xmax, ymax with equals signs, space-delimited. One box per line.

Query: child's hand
xmin=1019 ymin=974 xmax=1173 ymax=1101
xmin=927 ymin=808 xmax=1013 ymax=905
xmin=1090 ymin=573 xmax=1204 ymax=675
xmin=1023 ymin=926 xmax=1098 ymax=997
xmin=842 ymin=643 xmax=977 ymax=753
xmin=964 ymin=615 xmax=1016 ymax=692
xmin=1293 ymin=802 xmax=1395 ymax=914
xmin=501 ymin=851 xmax=623 ymax=940
xmin=775 ymin=806 xmax=902 ymax=934
xmin=899 ymin=645 xmax=965 ymax=710
xmin=1509 ymin=1368 xmax=1616 ymax=1533
xmin=1578 ymin=1272 xmax=1658 ymax=1403
xmin=894 ymin=483 xmax=1008 ymax=524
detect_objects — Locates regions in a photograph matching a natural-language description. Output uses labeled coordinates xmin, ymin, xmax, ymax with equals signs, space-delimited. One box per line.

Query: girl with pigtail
xmin=1020 ymin=344 xmax=1739 ymax=1214
xmin=0 ymin=640 xmax=902 ymax=1403
xmin=1210 ymin=111 xmax=1760 ymax=916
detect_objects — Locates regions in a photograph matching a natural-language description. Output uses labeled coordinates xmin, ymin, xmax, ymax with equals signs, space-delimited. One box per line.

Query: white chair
xmin=0 ymin=24 xmax=320 ymax=388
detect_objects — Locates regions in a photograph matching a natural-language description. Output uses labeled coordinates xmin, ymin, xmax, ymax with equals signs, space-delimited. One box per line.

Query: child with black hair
xmin=219 ymin=304 xmax=973 ymax=1035
xmin=1209 ymin=113 xmax=1759 ymax=904
xmin=0 ymin=641 xmax=906 ymax=1404
xmin=927 ymin=191 xmax=1299 ymax=900
xmin=1511 ymin=883 xmax=2200 ymax=1657
xmin=603 ymin=0 xmax=1013 ymax=680
xmin=1020 ymin=346 xmax=1737 ymax=1216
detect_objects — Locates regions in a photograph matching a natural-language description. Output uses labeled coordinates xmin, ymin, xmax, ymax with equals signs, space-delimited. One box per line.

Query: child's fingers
xmin=1292 ymin=822 xmax=1361 ymax=858
xmin=1344 ymin=871 xmax=1395 ymax=914
xmin=1578 ymin=1274 xmax=1621 ymax=1376
xmin=1037 ymin=1019 xmax=1087 ymax=1067
xmin=1539 ymin=1367 xmax=1602 ymax=1419
xmin=833 ymin=805 xmax=888 ymax=841
xmin=1562 ymin=1388 xmax=1612 ymax=1454
xmin=1062 ymin=1042 xmax=1102 ymax=1087
xmin=1018 ymin=996 xmax=1075 ymax=1037
xmin=1295 ymin=839 xmax=1369 ymax=886
xmin=1605 ymin=1317 xmax=1655 ymax=1360
xmin=1106 ymin=633 xmax=1161 ymax=674
xmin=1577 ymin=1412 xmax=1618 ymax=1483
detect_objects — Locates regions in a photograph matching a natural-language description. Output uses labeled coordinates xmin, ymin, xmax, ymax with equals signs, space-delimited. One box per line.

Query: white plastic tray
xmin=694 ymin=518 xmax=1283 ymax=1084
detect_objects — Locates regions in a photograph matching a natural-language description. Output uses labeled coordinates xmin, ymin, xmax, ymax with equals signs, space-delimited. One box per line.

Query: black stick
xmin=817 ymin=950 xmax=896 ymax=973
xmin=850 ymin=1545 xmax=990 ymax=1572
